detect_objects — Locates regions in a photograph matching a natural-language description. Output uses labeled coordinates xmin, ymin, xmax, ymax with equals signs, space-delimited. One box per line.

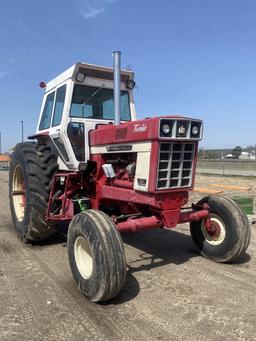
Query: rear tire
xmin=190 ymin=195 xmax=251 ymax=263
xmin=68 ymin=210 xmax=126 ymax=302
xmin=9 ymin=141 xmax=58 ymax=242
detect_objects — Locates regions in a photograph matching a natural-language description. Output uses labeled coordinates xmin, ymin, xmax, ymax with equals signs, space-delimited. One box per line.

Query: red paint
xmin=117 ymin=216 xmax=163 ymax=232
xmin=90 ymin=117 xmax=158 ymax=146
xmin=46 ymin=172 xmax=80 ymax=221
xmin=90 ymin=116 xmax=195 ymax=146
xmin=160 ymin=209 xmax=180 ymax=228
xmin=112 ymin=179 xmax=133 ymax=189
xmin=100 ymin=185 xmax=188 ymax=210
xmin=147 ymin=141 xmax=160 ymax=192
xmin=44 ymin=115 xmax=206 ymax=235
xmin=115 ymin=208 xmax=209 ymax=233
xmin=205 ymin=219 xmax=221 ymax=238
xmin=178 ymin=209 xmax=209 ymax=224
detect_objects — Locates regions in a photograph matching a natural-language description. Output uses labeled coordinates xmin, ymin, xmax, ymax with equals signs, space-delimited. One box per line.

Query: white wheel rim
xmin=201 ymin=215 xmax=226 ymax=246
xmin=12 ymin=164 xmax=26 ymax=222
xmin=74 ymin=236 xmax=93 ymax=279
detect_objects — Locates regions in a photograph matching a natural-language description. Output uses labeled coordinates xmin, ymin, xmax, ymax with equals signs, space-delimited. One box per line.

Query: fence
xmin=197 ymin=159 xmax=256 ymax=177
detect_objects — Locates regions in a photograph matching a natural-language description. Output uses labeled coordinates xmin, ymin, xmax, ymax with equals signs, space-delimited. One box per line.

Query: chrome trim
xmin=159 ymin=118 xmax=203 ymax=140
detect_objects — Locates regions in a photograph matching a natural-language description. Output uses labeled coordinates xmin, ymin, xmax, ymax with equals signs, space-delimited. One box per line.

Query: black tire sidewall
xmin=191 ymin=196 xmax=245 ymax=261
xmin=9 ymin=141 xmax=58 ymax=242
xmin=9 ymin=146 xmax=32 ymax=238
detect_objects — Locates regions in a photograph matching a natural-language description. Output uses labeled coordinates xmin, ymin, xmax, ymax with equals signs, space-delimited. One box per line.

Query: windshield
xmin=70 ymin=84 xmax=131 ymax=121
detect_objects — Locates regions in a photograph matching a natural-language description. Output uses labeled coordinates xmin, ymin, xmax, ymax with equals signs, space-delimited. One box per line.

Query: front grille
xmin=157 ymin=142 xmax=195 ymax=189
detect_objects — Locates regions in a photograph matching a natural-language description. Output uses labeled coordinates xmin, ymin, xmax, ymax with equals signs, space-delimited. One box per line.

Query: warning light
xmin=39 ymin=81 xmax=46 ymax=88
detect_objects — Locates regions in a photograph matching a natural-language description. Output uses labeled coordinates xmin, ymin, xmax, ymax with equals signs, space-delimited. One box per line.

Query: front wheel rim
xmin=12 ymin=164 xmax=26 ymax=222
xmin=74 ymin=236 xmax=93 ymax=279
xmin=201 ymin=214 xmax=226 ymax=246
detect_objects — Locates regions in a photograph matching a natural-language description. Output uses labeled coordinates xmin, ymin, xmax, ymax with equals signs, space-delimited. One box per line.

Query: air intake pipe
xmin=113 ymin=51 xmax=121 ymax=125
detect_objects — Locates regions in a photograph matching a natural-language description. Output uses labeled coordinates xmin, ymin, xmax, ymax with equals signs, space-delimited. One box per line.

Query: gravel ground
xmin=1 ymin=170 xmax=256 ymax=341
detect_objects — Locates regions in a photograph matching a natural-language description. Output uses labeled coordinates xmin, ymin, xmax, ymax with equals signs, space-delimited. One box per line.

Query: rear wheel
xmin=68 ymin=210 xmax=126 ymax=302
xmin=190 ymin=196 xmax=251 ymax=263
xmin=9 ymin=141 xmax=58 ymax=242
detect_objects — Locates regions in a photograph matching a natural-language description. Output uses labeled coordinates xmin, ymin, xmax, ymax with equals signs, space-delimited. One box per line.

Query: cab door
xmin=49 ymin=84 xmax=71 ymax=166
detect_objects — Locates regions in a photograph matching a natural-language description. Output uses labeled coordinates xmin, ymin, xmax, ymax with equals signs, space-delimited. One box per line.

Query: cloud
xmin=78 ymin=0 xmax=115 ymax=19
xmin=0 ymin=71 xmax=9 ymax=79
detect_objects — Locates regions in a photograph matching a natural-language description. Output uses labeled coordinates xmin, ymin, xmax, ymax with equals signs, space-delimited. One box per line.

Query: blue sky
xmin=0 ymin=0 xmax=256 ymax=151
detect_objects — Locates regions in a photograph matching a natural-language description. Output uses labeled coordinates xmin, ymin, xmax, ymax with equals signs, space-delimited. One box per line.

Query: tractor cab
xmin=36 ymin=62 xmax=136 ymax=170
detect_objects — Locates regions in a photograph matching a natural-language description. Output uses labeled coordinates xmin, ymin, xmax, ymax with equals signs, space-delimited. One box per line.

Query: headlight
xmin=160 ymin=119 xmax=173 ymax=137
xmin=191 ymin=125 xmax=199 ymax=136
xmin=190 ymin=123 xmax=201 ymax=138
xmin=126 ymin=79 xmax=136 ymax=89
xmin=75 ymin=72 xmax=86 ymax=82
xmin=162 ymin=123 xmax=171 ymax=134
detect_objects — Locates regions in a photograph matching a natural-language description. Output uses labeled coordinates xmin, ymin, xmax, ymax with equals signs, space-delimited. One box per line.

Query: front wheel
xmin=190 ymin=196 xmax=251 ymax=263
xmin=68 ymin=210 xmax=126 ymax=302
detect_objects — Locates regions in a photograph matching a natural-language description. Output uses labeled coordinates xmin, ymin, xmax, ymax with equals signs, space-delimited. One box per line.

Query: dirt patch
xmin=0 ymin=171 xmax=256 ymax=341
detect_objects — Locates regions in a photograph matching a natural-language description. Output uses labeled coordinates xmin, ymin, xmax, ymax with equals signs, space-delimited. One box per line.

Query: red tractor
xmin=9 ymin=52 xmax=250 ymax=302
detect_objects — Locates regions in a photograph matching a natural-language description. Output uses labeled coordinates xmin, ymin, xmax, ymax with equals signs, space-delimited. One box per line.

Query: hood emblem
xmin=134 ymin=123 xmax=147 ymax=133
xmin=178 ymin=125 xmax=186 ymax=134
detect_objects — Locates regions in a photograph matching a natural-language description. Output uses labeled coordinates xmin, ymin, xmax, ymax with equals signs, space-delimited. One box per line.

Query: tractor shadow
xmin=108 ymin=228 xmax=251 ymax=305
xmin=30 ymin=224 xmax=251 ymax=306
xmin=123 ymin=228 xmax=251 ymax=270
xmin=107 ymin=228 xmax=199 ymax=305
xmin=101 ymin=270 xmax=140 ymax=305
xmin=228 ymin=252 xmax=251 ymax=265
xmin=123 ymin=228 xmax=199 ymax=273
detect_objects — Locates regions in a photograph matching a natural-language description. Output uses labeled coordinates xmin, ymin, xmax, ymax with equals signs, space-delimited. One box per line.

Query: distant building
xmin=0 ymin=154 xmax=10 ymax=169
xmin=239 ymin=152 xmax=256 ymax=160
xmin=225 ymin=154 xmax=234 ymax=159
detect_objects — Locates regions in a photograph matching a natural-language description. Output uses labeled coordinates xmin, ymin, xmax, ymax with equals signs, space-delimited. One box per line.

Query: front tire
xmin=68 ymin=210 xmax=126 ymax=302
xmin=190 ymin=196 xmax=251 ymax=263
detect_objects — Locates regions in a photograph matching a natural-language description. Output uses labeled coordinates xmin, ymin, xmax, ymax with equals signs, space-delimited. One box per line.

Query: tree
xmin=198 ymin=149 xmax=220 ymax=159
xmin=232 ymin=146 xmax=242 ymax=159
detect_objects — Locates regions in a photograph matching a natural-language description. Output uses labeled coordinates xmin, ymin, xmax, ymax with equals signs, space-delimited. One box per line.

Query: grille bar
xmin=157 ymin=142 xmax=195 ymax=189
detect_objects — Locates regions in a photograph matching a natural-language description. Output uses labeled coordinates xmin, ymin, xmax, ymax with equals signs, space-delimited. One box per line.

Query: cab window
xmin=70 ymin=85 xmax=131 ymax=121
xmin=39 ymin=92 xmax=55 ymax=130
xmin=67 ymin=122 xmax=85 ymax=161
xmin=52 ymin=85 xmax=66 ymax=126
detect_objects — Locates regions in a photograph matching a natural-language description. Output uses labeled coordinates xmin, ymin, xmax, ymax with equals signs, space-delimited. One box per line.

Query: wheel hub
xmin=201 ymin=215 xmax=226 ymax=246
xmin=205 ymin=220 xmax=221 ymax=238
xmin=12 ymin=164 xmax=26 ymax=221
xmin=74 ymin=236 xmax=93 ymax=279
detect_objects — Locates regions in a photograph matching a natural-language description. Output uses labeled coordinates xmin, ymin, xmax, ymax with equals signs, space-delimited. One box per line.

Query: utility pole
xmin=21 ymin=120 xmax=24 ymax=142
xmin=0 ymin=131 xmax=1 ymax=154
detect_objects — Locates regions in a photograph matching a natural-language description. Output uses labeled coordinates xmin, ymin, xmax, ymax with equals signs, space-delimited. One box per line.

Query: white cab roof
xmin=45 ymin=63 xmax=134 ymax=92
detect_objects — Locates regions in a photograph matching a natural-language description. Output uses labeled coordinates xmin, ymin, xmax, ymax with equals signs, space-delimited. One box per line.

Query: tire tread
xmin=9 ymin=141 xmax=58 ymax=241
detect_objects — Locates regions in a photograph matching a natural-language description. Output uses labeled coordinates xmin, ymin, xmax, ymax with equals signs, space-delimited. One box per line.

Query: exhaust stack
xmin=113 ymin=51 xmax=121 ymax=125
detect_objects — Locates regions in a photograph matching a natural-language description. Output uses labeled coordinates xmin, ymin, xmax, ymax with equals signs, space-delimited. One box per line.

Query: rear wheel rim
xmin=74 ymin=236 xmax=93 ymax=279
xmin=12 ymin=164 xmax=26 ymax=222
xmin=201 ymin=214 xmax=226 ymax=246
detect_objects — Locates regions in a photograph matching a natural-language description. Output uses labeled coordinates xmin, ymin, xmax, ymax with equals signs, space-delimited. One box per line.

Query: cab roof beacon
xmin=9 ymin=51 xmax=251 ymax=302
